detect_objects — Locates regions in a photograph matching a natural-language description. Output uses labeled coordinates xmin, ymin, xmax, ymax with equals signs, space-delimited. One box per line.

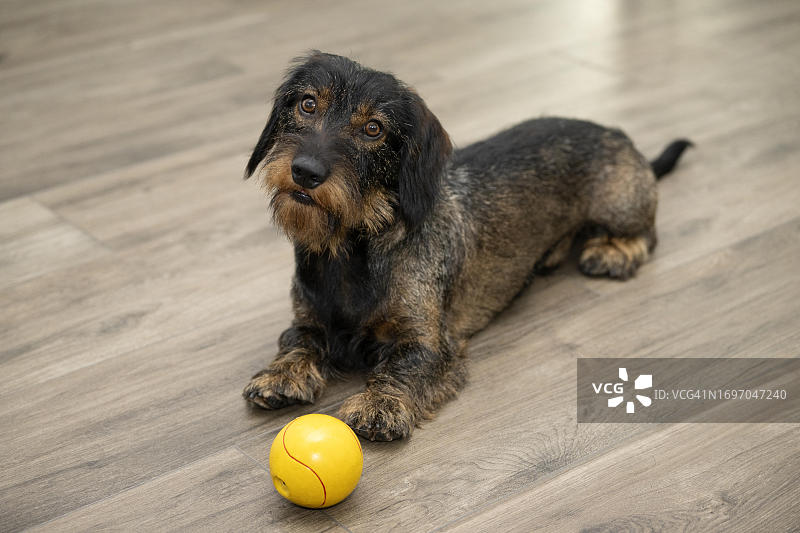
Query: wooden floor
xmin=2 ymin=0 xmax=799 ymax=531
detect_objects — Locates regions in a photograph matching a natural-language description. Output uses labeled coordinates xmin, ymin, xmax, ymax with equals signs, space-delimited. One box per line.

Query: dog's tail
xmin=651 ymin=139 xmax=693 ymax=179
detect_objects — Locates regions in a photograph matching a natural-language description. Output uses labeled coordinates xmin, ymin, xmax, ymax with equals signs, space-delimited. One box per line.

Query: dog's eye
xmin=300 ymin=97 xmax=316 ymax=114
xmin=364 ymin=120 xmax=382 ymax=138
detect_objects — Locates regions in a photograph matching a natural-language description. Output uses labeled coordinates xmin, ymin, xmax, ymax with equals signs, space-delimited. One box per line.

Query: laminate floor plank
xmin=0 ymin=242 xmax=290 ymax=394
xmin=237 ymin=217 xmax=800 ymax=533
xmin=442 ymin=424 xmax=800 ymax=532
xmin=4 ymin=0 xmax=774 ymax=199
xmin=1 ymin=0 xmax=798 ymax=530
xmin=0 ymin=196 xmax=107 ymax=288
xmin=0 ymin=308 xmax=364 ymax=528
xmin=25 ymin=447 xmax=346 ymax=533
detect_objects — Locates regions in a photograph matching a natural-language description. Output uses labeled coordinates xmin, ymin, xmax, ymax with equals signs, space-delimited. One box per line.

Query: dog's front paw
xmin=338 ymin=390 xmax=416 ymax=441
xmin=243 ymin=355 xmax=325 ymax=409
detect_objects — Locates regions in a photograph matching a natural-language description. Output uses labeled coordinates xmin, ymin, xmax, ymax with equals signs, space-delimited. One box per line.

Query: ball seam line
xmin=282 ymin=418 xmax=327 ymax=507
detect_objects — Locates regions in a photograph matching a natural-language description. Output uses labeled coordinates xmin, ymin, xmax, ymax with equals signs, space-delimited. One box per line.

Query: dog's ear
xmin=244 ymin=100 xmax=281 ymax=179
xmin=397 ymin=93 xmax=453 ymax=228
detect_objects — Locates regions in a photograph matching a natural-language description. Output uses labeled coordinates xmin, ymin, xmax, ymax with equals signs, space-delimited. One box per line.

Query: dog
xmin=242 ymin=52 xmax=691 ymax=441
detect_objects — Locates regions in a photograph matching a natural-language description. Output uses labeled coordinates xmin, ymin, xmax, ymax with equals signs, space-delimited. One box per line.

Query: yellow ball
xmin=269 ymin=413 xmax=363 ymax=508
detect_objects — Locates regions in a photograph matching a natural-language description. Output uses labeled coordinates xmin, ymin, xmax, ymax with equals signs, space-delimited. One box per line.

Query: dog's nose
xmin=291 ymin=156 xmax=328 ymax=189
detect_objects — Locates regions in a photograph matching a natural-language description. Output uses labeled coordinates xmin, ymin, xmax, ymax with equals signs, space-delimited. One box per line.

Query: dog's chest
xmin=294 ymin=246 xmax=386 ymax=331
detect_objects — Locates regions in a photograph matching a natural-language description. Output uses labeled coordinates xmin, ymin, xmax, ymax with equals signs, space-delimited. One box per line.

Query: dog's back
xmin=443 ymin=118 xmax=658 ymax=337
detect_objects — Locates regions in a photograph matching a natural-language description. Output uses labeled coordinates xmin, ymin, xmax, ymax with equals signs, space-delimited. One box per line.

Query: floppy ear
xmin=397 ymin=93 xmax=453 ymax=228
xmin=244 ymin=101 xmax=281 ymax=179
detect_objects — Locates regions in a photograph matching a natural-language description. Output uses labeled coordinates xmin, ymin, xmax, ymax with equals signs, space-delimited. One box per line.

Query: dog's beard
xmin=269 ymin=189 xmax=344 ymax=254
xmin=259 ymin=149 xmax=357 ymax=256
xmin=258 ymin=146 xmax=398 ymax=256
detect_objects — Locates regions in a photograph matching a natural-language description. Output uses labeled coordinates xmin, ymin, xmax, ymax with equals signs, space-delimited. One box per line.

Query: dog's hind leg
xmin=578 ymin=141 xmax=659 ymax=281
xmin=578 ymin=229 xmax=654 ymax=281
xmin=535 ymin=231 xmax=576 ymax=274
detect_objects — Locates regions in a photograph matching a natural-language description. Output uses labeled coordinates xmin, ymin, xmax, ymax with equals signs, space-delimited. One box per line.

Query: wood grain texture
xmin=238 ymin=217 xmax=800 ymax=533
xmin=0 ymin=308 xmax=365 ymax=528
xmin=1 ymin=0 xmax=799 ymax=530
xmin=442 ymin=424 xmax=800 ymax=533
xmin=0 ymin=196 xmax=107 ymax=288
xmin=25 ymin=447 xmax=347 ymax=533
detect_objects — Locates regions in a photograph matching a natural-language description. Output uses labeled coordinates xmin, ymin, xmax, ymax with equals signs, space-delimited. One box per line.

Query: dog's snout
xmin=291 ymin=155 xmax=328 ymax=189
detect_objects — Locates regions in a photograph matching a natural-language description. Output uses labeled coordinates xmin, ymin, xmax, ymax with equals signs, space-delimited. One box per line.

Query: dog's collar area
xmin=291 ymin=190 xmax=315 ymax=205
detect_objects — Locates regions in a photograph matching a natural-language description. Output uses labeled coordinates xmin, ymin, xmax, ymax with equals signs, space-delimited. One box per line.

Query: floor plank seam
xmin=233 ymin=444 xmax=269 ymax=473
xmin=323 ymin=512 xmax=355 ymax=533
xmin=27 ymin=195 xmax=110 ymax=251
xmin=551 ymin=48 xmax=625 ymax=79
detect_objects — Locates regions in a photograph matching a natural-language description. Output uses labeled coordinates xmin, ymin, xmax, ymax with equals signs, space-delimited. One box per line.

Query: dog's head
xmin=245 ymin=52 xmax=452 ymax=255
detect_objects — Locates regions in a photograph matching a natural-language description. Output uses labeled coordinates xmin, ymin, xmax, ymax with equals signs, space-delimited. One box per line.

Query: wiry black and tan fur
xmin=242 ymin=52 xmax=691 ymax=441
